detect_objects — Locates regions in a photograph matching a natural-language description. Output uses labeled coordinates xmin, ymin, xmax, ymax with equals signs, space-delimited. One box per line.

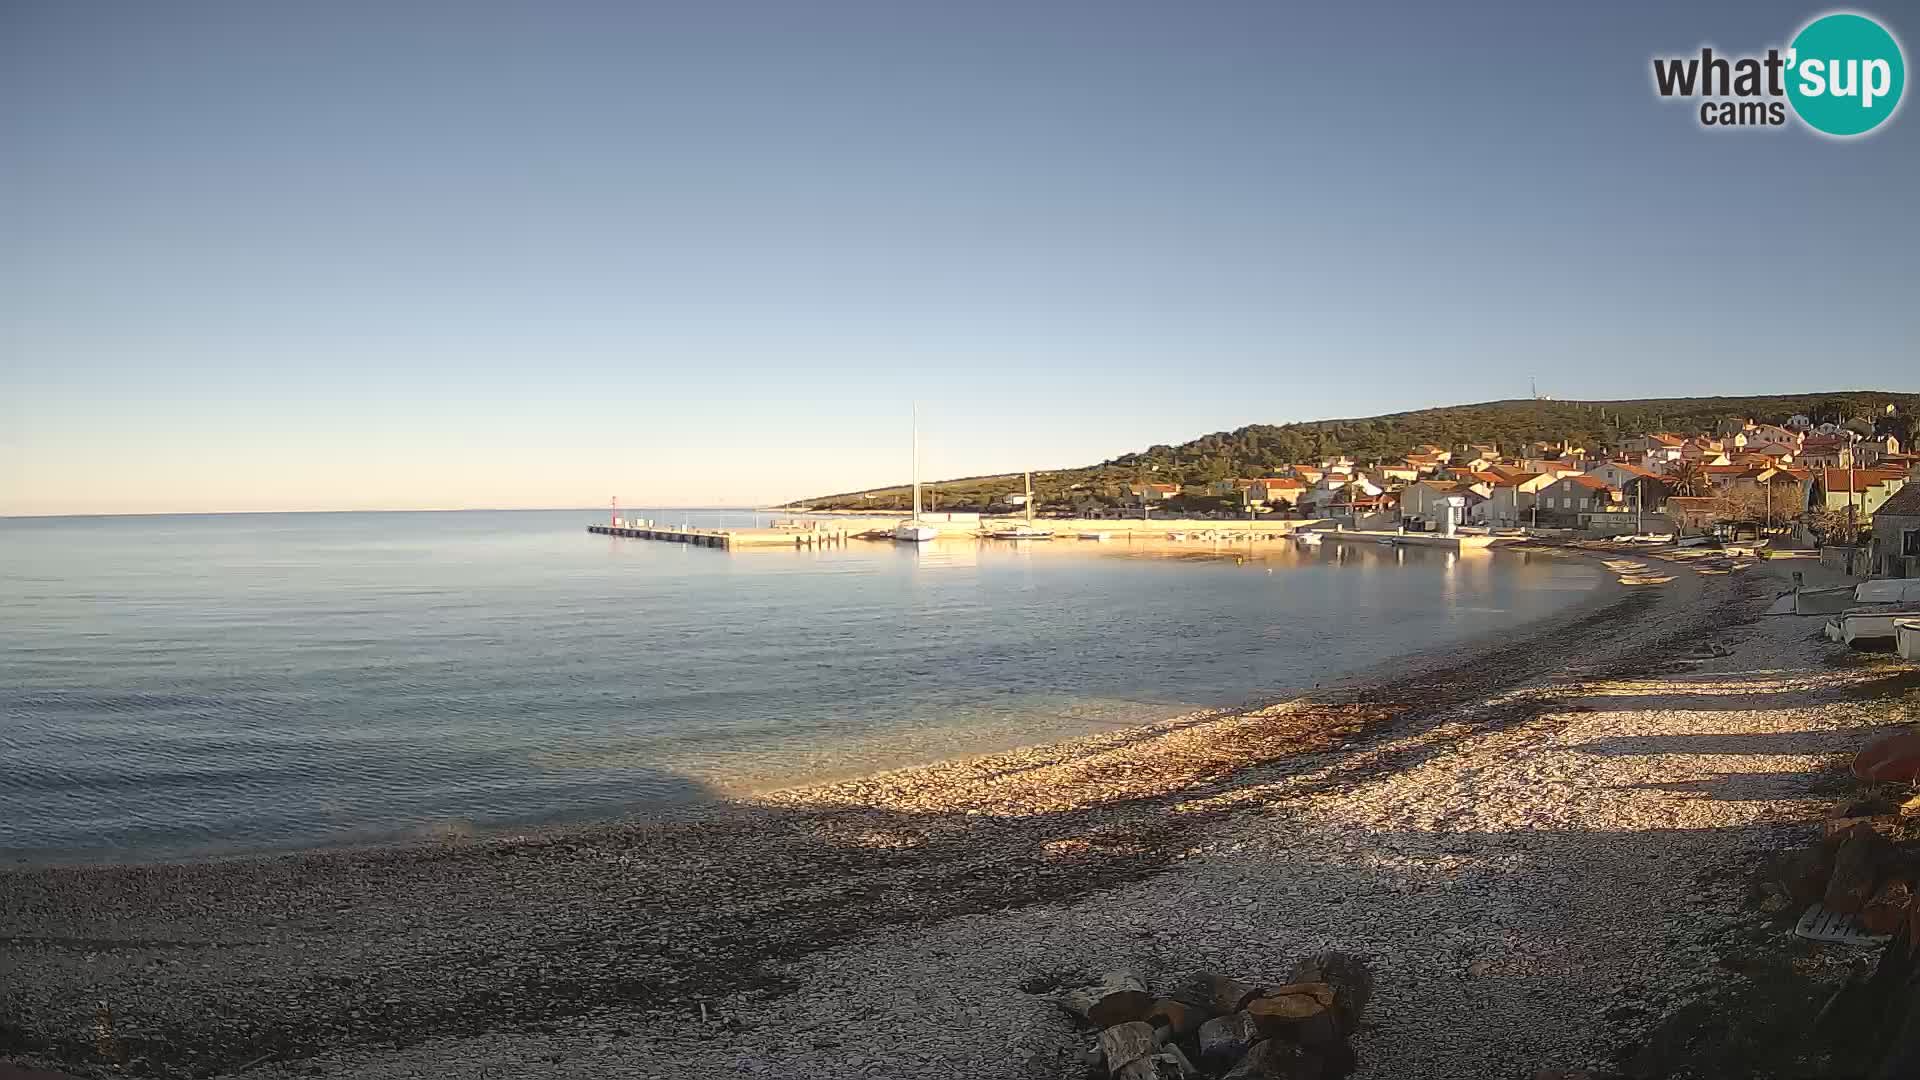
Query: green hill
xmin=798 ymin=391 xmax=1919 ymax=512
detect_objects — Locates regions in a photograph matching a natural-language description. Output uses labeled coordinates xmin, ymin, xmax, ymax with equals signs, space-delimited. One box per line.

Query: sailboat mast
xmin=1025 ymin=470 xmax=1033 ymax=524
xmin=911 ymin=405 xmax=923 ymax=520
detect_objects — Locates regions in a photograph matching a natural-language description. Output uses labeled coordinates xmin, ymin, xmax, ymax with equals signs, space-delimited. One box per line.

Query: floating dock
xmin=588 ymin=523 xmax=851 ymax=549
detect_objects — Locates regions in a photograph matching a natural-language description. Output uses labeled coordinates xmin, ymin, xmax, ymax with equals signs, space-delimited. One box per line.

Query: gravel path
xmin=6 ymin=548 xmax=1913 ymax=1079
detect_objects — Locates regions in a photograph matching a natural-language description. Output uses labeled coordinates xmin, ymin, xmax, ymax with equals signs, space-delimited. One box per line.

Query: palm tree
xmin=1666 ymin=459 xmax=1709 ymax=498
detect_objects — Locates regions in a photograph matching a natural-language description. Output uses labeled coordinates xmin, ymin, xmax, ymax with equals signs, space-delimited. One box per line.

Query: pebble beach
xmin=4 ymin=546 xmax=1913 ymax=1079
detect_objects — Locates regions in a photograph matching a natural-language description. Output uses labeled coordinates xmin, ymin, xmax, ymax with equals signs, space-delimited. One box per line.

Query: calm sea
xmin=0 ymin=510 xmax=1603 ymax=862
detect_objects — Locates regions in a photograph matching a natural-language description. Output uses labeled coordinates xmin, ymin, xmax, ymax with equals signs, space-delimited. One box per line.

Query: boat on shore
xmin=1897 ymin=619 xmax=1920 ymax=661
xmin=1826 ymin=607 xmax=1920 ymax=647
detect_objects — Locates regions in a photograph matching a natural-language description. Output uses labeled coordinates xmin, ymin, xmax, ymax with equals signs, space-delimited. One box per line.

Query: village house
xmin=1374 ymin=463 xmax=1420 ymax=484
xmin=1742 ymin=440 xmax=1798 ymax=464
xmin=1330 ymin=488 xmax=1398 ymax=519
xmin=1128 ymin=482 xmax=1181 ymax=503
xmin=1797 ymin=435 xmax=1856 ymax=468
xmin=1663 ymin=496 xmax=1722 ymax=534
xmin=1585 ymin=460 xmax=1666 ymax=507
xmin=1619 ymin=433 xmax=1686 ymax=456
xmin=1677 ymin=438 xmax=1732 ymax=466
xmin=1641 ymin=441 xmax=1685 ymax=468
xmin=1536 ymin=474 xmax=1622 ymax=528
xmin=1698 ymin=463 xmax=1755 ymax=490
xmin=1749 ymin=465 xmax=1810 ymax=505
xmin=1239 ymin=477 xmax=1305 ymax=507
xmin=1856 ymin=433 xmax=1902 ymax=468
xmin=1808 ymin=468 xmax=1909 ymax=523
xmin=1479 ymin=472 xmax=1555 ymax=528
xmin=1401 ymin=479 xmax=1476 ymax=527
xmin=1299 ymin=474 xmax=1382 ymax=516
xmin=1516 ymin=458 xmax=1586 ymax=479
xmin=1869 ymin=483 xmax=1920 ymax=578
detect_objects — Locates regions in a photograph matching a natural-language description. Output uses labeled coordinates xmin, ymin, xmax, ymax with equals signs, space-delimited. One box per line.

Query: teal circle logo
xmin=1786 ymin=12 xmax=1906 ymax=136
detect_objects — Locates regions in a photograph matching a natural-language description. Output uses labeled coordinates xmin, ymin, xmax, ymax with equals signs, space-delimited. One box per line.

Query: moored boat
xmin=1828 ymin=607 xmax=1920 ymax=647
xmin=1897 ymin=618 xmax=1920 ymax=661
xmin=985 ymin=471 xmax=1052 ymax=540
xmin=892 ymin=405 xmax=937 ymax=543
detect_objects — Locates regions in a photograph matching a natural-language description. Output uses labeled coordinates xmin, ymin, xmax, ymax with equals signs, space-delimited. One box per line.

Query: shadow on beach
xmin=5 ymin=552 xmax=1890 ymax=1079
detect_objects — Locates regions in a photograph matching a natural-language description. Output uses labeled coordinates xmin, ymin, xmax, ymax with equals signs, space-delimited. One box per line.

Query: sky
xmin=3 ymin=0 xmax=1916 ymax=514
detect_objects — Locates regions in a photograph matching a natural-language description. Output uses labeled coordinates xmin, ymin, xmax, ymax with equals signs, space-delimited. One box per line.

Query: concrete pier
xmin=587 ymin=524 xmax=852 ymax=549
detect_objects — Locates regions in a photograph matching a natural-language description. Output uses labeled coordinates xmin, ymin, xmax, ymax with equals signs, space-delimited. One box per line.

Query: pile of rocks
xmin=1053 ymin=953 xmax=1371 ymax=1079
xmin=1772 ymin=792 xmax=1920 ymax=935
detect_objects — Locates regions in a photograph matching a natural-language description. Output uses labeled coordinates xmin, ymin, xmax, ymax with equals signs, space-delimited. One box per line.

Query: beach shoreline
xmin=0 ymin=544 xmax=1726 ymax=1079
xmin=3 ymin=541 xmax=1620 ymax=872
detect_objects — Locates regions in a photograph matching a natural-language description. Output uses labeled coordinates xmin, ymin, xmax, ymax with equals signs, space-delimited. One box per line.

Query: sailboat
xmin=892 ymin=407 xmax=938 ymax=543
xmin=987 ymin=470 xmax=1052 ymax=540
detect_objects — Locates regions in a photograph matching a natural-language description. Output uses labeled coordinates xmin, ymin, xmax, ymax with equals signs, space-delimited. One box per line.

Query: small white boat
xmin=1828 ymin=607 xmax=1920 ymax=647
xmin=1166 ymin=532 xmax=1188 ymax=541
xmin=1293 ymin=531 xmax=1323 ymax=546
xmin=1375 ymin=537 xmax=1396 ymax=546
xmin=1897 ymin=619 xmax=1920 ymax=661
xmin=1077 ymin=531 xmax=1111 ymax=541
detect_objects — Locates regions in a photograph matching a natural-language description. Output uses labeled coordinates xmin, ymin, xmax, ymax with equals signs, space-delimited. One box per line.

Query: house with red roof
xmin=1809 ymin=468 xmax=1909 ymax=522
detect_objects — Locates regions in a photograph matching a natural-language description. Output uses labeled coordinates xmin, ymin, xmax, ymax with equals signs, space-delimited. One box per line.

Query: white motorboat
xmin=1293 ymin=531 xmax=1322 ymax=546
xmin=892 ymin=406 xmax=938 ymax=544
xmin=1077 ymin=531 xmax=1112 ymax=541
xmin=1827 ymin=607 xmax=1920 ymax=647
xmin=1897 ymin=619 xmax=1920 ymax=661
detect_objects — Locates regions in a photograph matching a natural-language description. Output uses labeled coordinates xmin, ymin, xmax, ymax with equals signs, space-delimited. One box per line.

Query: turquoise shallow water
xmin=0 ymin=510 xmax=1602 ymax=862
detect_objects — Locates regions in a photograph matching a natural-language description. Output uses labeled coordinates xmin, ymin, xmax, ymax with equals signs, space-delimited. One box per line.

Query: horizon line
xmin=0 ymin=505 xmax=793 ymax=521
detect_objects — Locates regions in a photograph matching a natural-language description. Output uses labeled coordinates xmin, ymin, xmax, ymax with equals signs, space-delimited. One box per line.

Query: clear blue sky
xmin=3 ymin=0 xmax=1915 ymax=513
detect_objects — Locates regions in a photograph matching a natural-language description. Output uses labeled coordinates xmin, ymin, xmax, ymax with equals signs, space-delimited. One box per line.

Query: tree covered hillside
xmin=799 ymin=391 xmax=1919 ymax=511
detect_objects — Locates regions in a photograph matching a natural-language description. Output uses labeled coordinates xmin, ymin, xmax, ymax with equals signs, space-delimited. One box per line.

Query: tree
xmin=1807 ymin=505 xmax=1859 ymax=546
xmin=1666 ymin=459 xmax=1710 ymax=498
